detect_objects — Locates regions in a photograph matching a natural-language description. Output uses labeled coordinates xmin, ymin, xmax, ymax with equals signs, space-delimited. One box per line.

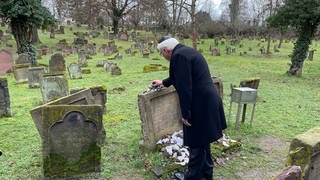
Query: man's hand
xmin=152 ymin=80 xmax=163 ymax=87
xmin=182 ymin=118 xmax=192 ymax=127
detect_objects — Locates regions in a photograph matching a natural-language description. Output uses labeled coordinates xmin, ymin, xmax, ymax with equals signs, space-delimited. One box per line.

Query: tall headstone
xmin=28 ymin=66 xmax=45 ymax=88
xmin=0 ymin=78 xmax=12 ymax=117
xmin=30 ymin=104 xmax=105 ymax=178
xmin=78 ymin=50 xmax=88 ymax=67
xmin=68 ymin=63 xmax=82 ymax=79
xmin=49 ymin=53 xmax=66 ymax=73
xmin=0 ymin=50 xmax=13 ymax=74
xmin=40 ymin=74 xmax=69 ymax=103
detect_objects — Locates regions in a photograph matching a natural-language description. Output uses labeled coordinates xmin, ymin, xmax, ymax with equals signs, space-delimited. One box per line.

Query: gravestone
xmin=59 ymin=26 xmax=65 ymax=34
xmin=86 ymin=44 xmax=96 ymax=56
xmin=103 ymin=31 xmax=109 ymax=39
xmin=118 ymin=32 xmax=128 ymax=41
xmin=138 ymin=77 xmax=223 ymax=148
xmin=40 ymin=74 xmax=69 ymax=103
xmin=78 ymin=50 xmax=88 ymax=67
xmin=211 ymin=48 xmax=221 ymax=56
xmin=68 ymin=63 xmax=82 ymax=79
xmin=138 ymin=86 xmax=182 ymax=148
xmin=28 ymin=67 xmax=45 ymax=88
xmin=103 ymin=62 xmax=115 ymax=72
xmin=96 ymin=60 xmax=109 ymax=67
xmin=286 ymin=127 xmax=320 ymax=180
xmin=111 ymin=65 xmax=121 ymax=75
xmin=308 ymin=50 xmax=315 ymax=61
xmin=49 ymin=53 xmax=66 ymax=73
xmin=30 ymin=105 xmax=105 ymax=178
xmin=15 ymin=53 xmax=31 ymax=65
xmin=13 ymin=64 xmax=29 ymax=83
xmin=0 ymin=30 xmax=3 ymax=37
xmin=0 ymin=78 xmax=12 ymax=117
xmin=0 ymin=50 xmax=13 ymax=74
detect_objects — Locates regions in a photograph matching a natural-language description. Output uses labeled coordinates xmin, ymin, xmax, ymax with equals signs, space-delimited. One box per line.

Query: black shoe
xmin=174 ymin=172 xmax=184 ymax=180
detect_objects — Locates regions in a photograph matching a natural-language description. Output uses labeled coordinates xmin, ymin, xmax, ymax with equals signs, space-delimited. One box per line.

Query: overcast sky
xmin=198 ymin=0 xmax=222 ymax=20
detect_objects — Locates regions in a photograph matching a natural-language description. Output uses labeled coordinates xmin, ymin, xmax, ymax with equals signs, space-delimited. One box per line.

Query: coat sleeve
xmin=173 ymin=54 xmax=192 ymax=120
xmin=162 ymin=77 xmax=172 ymax=87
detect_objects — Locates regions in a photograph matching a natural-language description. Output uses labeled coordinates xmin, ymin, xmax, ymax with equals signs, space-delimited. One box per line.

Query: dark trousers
xmin=185 ymin=144 xmax=213 ymax=180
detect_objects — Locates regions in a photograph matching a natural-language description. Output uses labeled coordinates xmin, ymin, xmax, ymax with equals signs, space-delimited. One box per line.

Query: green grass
xmin=1 ymin=25 xmax=320 ymax=179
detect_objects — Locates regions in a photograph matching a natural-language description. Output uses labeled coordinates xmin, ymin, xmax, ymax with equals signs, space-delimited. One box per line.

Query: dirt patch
xmin=242 ymin=135 xmax=290 ymax=180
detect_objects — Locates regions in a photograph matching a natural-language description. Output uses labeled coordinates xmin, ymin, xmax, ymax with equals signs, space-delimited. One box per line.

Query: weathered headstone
xmin=30 ymin=105 xmax=105 ymax=178
xmin=286 ymin=127 xmax=320 ymax=180
xmin=138 ymin=86 xmax=182 ymax=148
xmin=0 ymin=78 xmax=12 ymax=117
xmin=13 ymin=64 xmax=29 ymax=83
xmin=49 ymin=53 xmax=66 ymax=73
xmin=78 ymin=50 xmax=88 ymax=67
xmin=111 ymin=65 xmax=121 ymax=75
xmin=118 ymin=32 xmax=129 ymax=41
xmin=0 ymin=50 xmax=13 ymax=74
xmin=308 ymin=50 xmax=315 ymax=61
xmin=103 ymin=62 xmax=115 ymax=72
xmin=211 ymin=48 xmax=221 ymax=56
xmin=0 ymin=30 xmax=3 ymax=38
xmin=68 ymin=63 xmax=82 ymax=79
xmin=28 ymin=66 xmax=45 ymax=88
xmin=138 ymin=77 xmax=223 ymax=148
xmin=40 ymin=74 xmax=69 ymax=103
xmin=15 ymin=53 xmax=31 ymax=65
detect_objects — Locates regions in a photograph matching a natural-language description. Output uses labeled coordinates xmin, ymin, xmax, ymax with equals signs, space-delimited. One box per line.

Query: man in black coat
xmin=152 ymin=36 xmax=227 ymax=180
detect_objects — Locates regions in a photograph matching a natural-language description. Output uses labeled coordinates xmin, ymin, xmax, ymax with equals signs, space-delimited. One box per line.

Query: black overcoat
xmin=162 ymin=44 xmax=227 ymax=147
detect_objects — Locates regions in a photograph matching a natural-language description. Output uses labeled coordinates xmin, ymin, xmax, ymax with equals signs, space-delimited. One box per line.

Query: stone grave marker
xmin=68 ymin=63 xmax=82 ymax=79
xmin=0 ymin=30 xmax=3 ymax=38
xmin=13 ymin=64 xmax=30 ymax=84
xmin=15 ymin=53 xmax=31 ymax=65
xmin=308 ymin=50 xmax=315 ymax=61
xmin=30 ymin=104 xmax=105 ymax=178
xmin=96 ymin=60 xmax=108 ymax=67
xmin=103 ymin=62 xmax=115 ymax=72
xmin=49 ymin=53 xmax=66 ymax=73
xmin=211 ymin=48 xmax=221 ymax=56
xmin=111 ymin=65 xmax=122 ymax=75
xmin=138 ymin=86 xmax=182 ymax=148
xmin=78 ymin=50 xmax=88 ymax=67
xmin=0 ymin=78 xmax=12 ymax=117
xmin=40 ymin=74 xmax=69 ymax=103
xmin=28 ymin=66 xmax=45 ymax=88
xmin=286 ymin=127 xmax=320 ymax=180
xmin=138 ymin=77 xmax=223 ymax=148
xmin=118 ymin=32 xmax=129 ymax=41
xmin=0 ymin=49 xmax=13 ymax=74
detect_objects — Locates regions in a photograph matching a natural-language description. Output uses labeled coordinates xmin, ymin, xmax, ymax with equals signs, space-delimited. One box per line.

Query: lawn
xmin=0 ymin=25 xmax=320 ymax=179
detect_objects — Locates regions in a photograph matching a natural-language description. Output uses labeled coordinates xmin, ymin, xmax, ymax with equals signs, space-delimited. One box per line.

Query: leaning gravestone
xmin=49 ymin=53 xmax=66 ymax=73
xmin=0 ymin=78 xmax=12 ymax=117
xmin=68 ymin=63 xmax=82 ymax=79
xmin=0 ymin=49 xmax=13 ymax=74
xmin=286 ymin=127 xmax=320 ymax=180
xmin=40 ymin=74 xmax=69 ymax=103
xmin=28 ymin=66 xmax=45 ymax=88
xmin=30 ymin=104 xmax=105 ymax=178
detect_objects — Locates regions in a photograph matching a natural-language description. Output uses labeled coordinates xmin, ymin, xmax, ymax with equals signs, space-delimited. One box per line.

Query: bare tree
xmin=104 ymin=0 xmax=137 ymax=34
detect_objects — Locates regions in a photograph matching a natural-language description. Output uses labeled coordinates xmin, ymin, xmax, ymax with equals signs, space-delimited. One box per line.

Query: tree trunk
xmin=266 ymin=31 xmax=271 ymax=54
xmin=11 ymin=20 xmax=31 ymax=53
xmin=30 ymin=26 xmax=40 ymax=44
xmin=112 ymin=18 xmax=119 ymax=34
xmin=191 ymin=0 xmax=197 ymax=50
xmin=288 ymin=23 xmax=317 ymax=76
